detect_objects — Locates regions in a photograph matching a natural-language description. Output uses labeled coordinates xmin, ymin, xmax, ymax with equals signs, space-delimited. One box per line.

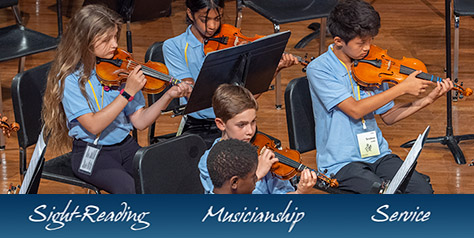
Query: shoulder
xmin=164 ymin=32 xmax=188 ymax=51
xmin=307 ymin=50 xmax=337 ymax=73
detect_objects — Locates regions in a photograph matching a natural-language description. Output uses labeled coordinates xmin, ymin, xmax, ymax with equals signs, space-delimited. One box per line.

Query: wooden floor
xmin=1 ymin=0 xmax=473 ymax=194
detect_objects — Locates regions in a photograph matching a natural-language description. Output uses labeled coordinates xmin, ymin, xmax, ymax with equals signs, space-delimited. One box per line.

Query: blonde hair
xmin=42 ymin=4 xmax=122 ymax=152
xmin=212 ymin=84 xmax=258 ymax=123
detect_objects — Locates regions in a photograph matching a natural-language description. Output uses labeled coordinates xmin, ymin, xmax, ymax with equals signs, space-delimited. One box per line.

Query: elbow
xmin=345 ymin=109 xmax=364 ymax=120
xmin=84 ymin=126 xmax=102 ymax=136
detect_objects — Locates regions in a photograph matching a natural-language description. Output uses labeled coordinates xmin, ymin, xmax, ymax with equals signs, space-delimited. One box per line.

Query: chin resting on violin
xmin=306 ymin=0 xmax=450 ymax=194
xmin=198 ymin=84 xmax=318 ymax=194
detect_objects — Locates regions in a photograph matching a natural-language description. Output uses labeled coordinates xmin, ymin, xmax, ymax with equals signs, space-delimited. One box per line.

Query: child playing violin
xmin=163 ymin=0 xmax=299 ymax=149
xmin=41 ymin=5 xmax=192 ymax=194
xmin=199 ymin=84 xmax=318 ymax=194
xmin=207 ymin=138 xmax=259 ymax=194
xmin=306 ymin=0 xmax=453 ymax=194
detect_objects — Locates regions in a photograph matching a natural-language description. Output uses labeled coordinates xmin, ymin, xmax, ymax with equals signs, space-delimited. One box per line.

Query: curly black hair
xmin=207 ymin=139 xmax=258 ymax=188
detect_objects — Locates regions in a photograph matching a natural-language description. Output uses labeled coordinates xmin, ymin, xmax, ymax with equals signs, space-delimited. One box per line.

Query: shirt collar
xmin=185 ymin=25 xmax=203 ymax=48
xmin=328 ymin=44 xmax=351 ymax=77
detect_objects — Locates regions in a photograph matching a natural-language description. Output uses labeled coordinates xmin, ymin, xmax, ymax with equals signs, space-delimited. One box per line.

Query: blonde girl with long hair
xmin=42 ymin=4 xmax=192 ymax=194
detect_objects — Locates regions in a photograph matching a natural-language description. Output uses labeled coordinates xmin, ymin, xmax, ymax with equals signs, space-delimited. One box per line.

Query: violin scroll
xmin=0 ymin=115 xmax=20 ymax=138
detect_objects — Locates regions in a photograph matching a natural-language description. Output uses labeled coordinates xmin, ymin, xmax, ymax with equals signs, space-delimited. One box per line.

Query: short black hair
xmin=328 ymin=0 xmax=381 ymax=43
xmin=207 ymin=139 xmax=258 ymax=188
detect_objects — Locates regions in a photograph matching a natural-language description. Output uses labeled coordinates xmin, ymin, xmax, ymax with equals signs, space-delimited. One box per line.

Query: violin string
xmin=265 ymin=146 xmax=332 ymax=184
xmin=274 ymin=153 xmax=306 ymax=171
xmin=127 ymin=60 xmax=173 ymax=82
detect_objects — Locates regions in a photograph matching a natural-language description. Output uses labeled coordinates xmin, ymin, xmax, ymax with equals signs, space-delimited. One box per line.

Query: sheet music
xmin=19 ymin=129 xmax=46 ymax=194
xmin=384 ymin=126 xmax=430 ymax=194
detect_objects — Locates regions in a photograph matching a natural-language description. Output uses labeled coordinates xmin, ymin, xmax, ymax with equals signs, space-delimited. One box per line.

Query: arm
xmin=76 ymin=66 xmax=146 ymax=135
xmin=129 ymin=82 xmax=192 ymax=130
xmin=273 ymin=53 xmax=299 ymax=78
xmin=337 ymin=71 xmax=432 ymax=120
xmin=380 ymin=79 xmax=453 ymax=125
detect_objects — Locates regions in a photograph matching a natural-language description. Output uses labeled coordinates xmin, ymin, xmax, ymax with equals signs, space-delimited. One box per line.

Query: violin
xmin=96 ymin=48 xmax=181 ymax=94
xmin=252 ymin=133 xmax=339 ymax=188
xmin=204 ymin=24 xmax=264 ymax=55
xmin=351 ymin=45 xmax=472 ymax=97
xmin=0 ymin=115 xmax=20 ymax=138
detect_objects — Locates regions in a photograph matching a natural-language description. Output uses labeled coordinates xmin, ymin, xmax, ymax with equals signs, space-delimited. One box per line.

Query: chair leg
xmin=273 ymin=24 xmax=282 ymax=109
xmin=235 ymin=0 xmax=243 ymax=28
xmin=12 ymin=5 xmax=23 ymax=24
xmin=453 ymin=15 xmax=460 ymax=101
xmin=18 ymin=57 xmax=26 ymax=73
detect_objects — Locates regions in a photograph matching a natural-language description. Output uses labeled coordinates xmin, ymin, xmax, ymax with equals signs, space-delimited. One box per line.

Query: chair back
xmin=11 ymin=62 xmax=101 ymax=194
xmin=11 ymin=62 xmax=51 ymax=168
xmin=284 ymin=76 xmax=316 ymax=153
xmin=133 ymin=134 xmax=206 ymax=194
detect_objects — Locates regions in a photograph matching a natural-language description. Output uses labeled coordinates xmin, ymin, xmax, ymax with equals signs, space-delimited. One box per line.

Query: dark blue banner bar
xmin=0 ymin=195 xmax=472 ymax=237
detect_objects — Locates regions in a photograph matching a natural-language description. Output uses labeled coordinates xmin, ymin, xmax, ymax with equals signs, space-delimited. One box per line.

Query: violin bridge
xmin=387 ymin=60 xmax=392 ymax=70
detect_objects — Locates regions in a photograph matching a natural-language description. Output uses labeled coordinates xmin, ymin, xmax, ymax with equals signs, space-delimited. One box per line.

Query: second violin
xmin=96 ymin=48 xmax=181 ymax=94
xmin=204 ymin=24 xmax=264 ymax=55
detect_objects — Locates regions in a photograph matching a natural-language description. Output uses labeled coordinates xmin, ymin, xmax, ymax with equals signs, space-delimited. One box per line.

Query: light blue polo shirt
xmin=199 ymin=138 xmax=295 ymax=194
xmin=62 ymin=69 xmax=145 ymax=145
xmin=306 ymin=44 xmax=393 ymax=177
xmin=163 ymin=25 xmax=215 ymax=119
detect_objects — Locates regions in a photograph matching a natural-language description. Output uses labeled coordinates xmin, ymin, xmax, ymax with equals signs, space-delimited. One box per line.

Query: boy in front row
xmin=199 ymin=84 xmax=318 ymax=194
xmin=207 ymin=139 xmax=258 ymax=194
xmin=306 ymin=0 xmax=453 ymax=193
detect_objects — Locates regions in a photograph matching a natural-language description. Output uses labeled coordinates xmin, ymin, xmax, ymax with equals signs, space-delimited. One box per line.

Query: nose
xmin=245 ymin=124 xmax=255 ymax=137
xmin=110 ymin=37 xmax=118 ymax=49
xmin=363 ymin=39 xmax=372 ymax=51
xmin=207 ymin=20 xmax=218 ymax=31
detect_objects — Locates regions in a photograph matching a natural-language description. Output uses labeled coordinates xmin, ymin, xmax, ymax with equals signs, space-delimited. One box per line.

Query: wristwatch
xmin=120 ymin=89 xmax=134 ymax=102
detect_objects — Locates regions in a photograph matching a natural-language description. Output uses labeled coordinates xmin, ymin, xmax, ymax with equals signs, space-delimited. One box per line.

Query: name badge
xmin=78 ymin=143 xmax=102 ymax=175
xmin=356 ymin=130 xmax=380 ymax=158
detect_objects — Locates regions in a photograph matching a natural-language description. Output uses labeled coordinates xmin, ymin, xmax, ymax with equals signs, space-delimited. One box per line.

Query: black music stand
xmin=401 ymin=0 xmax=474 ymax=165
xmin=183 ymin=31 xmax=291 ymax=114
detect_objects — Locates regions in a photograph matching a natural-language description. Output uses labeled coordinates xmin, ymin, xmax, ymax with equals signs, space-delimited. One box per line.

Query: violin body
xmin=204 ymin=24 xmax=264 ymax=55
xmin=252 ymin=133 xmax=339 ymax=188
xmin=252 ymin=133 xmax=300 ymax=180
xmin=96 ymin=48 xmax=180 ymax=94
xmin=352 ymin=45 xmax=472 ymax=96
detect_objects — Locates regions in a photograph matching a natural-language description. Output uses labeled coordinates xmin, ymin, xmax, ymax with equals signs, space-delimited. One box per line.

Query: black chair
xmin=235 ymin=0 xmax=337 ymax=108
xmin=453 ymin=0 xmax=474 ymax=101
xmin=144 ymin=41 xmax=182 ymax=144
xmin=284 ymin=76 xmax=347 ymax=194
xmin=133 ymin=134 xmax=206 ymax=194
xmin=0 ymin=0 xmax=62 ymax=148
xmin=0 ymin=0 xmax=62 ymax=72
xmin=235 ymin=0 xmax=337 ymax=52
xmin=11 ymin=62 xmax=101 ymax=194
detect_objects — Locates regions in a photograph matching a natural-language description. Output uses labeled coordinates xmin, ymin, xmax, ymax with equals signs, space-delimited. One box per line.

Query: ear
xmin=333 ymin=36 xmax=345 ymax=48
xmin=230 ymin=176 xmax=239 ymax=190
xmin=215 ymin=118 xmax=226 ymax=132
xmin=186 ymin=8 xmax=194 ymax=23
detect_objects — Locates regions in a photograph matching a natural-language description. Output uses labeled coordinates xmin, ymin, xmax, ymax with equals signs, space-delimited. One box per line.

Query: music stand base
xmin=400 ymin=134 xmax=474 ymax=165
